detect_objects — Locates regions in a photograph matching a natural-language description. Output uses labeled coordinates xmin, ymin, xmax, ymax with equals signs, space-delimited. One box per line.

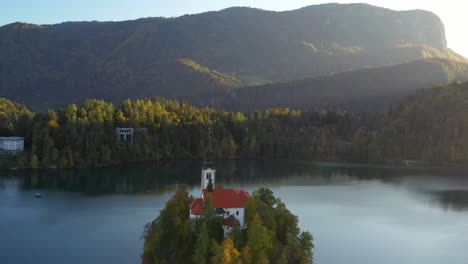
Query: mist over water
xmin=1 ymin=160 xmax=468 ymax=264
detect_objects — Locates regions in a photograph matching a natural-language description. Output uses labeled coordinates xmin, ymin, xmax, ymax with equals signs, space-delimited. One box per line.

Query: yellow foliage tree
xmin=211 ymin=238 xmax=242 ymax=264
xmin=48 ymin=120 xmax=59 ymax=128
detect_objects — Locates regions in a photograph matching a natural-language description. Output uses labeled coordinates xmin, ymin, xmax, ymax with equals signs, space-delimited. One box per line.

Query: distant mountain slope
xmin=0 ymin=3 xmax=465 ymax=109
xmin=384 ymin=81 xmax=468 ymax=164
xmin=393 ymin=81 xmax=468 ymax=126
xmin=97 ymin=58 xmax=244 ymax=101
xmin=0 ymin=55 xmax=242 ymax=108
xmin=210 ymin=58 xmax=468 ymax=111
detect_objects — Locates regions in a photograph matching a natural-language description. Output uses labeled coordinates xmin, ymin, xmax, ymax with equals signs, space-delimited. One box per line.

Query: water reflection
xmin=429 ymin=190 xmax=468 ymax=211
xmin=14 ymin=161 xmax=200 ymax=195
xmin=3 ymin=160 xmax=468 ymax=211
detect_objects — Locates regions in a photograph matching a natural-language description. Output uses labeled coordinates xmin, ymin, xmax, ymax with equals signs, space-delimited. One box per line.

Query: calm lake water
xmin=1 ymin=160 xmax=468 ymax=264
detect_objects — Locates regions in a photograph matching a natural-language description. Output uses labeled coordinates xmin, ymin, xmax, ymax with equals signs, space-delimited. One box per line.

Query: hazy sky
xmin=2 ymin=0 xmax=466 ymax=56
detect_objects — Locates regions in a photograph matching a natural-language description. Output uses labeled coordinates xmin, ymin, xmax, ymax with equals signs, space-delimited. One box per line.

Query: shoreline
xmin=3 ymin=157 xmax=468 ymax=172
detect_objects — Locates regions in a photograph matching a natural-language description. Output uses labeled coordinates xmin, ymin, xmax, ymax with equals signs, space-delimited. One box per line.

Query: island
xmin=142 ymin=144 xmax=313 ymax=264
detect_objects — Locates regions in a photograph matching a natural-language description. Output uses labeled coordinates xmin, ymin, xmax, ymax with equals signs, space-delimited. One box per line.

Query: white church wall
xmin=223 ymin=208 xmax=246 ymax=227
xmin=224 ymin=225 xmax=232 ymax=238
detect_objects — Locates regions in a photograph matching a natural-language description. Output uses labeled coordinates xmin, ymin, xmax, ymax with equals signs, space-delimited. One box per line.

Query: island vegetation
xmin=142 ymin=187 xmax=313 ymax=264
xmin=1 ymin=81 xmax=468 ymax=169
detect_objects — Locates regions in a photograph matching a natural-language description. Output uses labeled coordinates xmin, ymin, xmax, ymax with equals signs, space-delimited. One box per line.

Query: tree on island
xmin=143 ymin=187 xmax=313 ymax=264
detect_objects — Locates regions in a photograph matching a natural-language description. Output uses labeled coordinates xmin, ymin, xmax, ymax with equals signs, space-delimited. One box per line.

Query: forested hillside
xmin=384 ymin=81 xmax=468 ymax=163
xmin=214 ymin=58 xmax=468 ymax=111
xmin=0 ymin=3 xmax=465 ymax=110
xmin=2 ymin=81 xmax=468 ymax=168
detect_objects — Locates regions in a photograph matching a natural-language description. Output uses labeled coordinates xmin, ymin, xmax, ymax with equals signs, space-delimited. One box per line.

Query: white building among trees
xmin=0 ymin=137 xmax=24 ymax=155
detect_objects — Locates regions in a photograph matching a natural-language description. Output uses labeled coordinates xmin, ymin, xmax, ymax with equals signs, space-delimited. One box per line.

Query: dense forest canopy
xmin=1 ymin=80 xmax=468 ymax=168
xmin=0 ymin=3 xmax=465 ymax=110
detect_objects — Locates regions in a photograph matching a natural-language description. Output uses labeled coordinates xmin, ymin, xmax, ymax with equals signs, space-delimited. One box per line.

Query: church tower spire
xmin=204 ymin=127 xmax=214 ymax=168
xmin=201 ymin=127 xmax=216 ymax=192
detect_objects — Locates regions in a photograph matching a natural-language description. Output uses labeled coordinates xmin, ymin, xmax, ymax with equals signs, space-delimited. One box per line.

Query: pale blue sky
xmin=2 ymin=0 xmax=467 ymax=56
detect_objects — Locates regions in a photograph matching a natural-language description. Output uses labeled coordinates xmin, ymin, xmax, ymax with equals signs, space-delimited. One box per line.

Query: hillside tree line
xmin=1 ymin=81 xmax=468 ymax=168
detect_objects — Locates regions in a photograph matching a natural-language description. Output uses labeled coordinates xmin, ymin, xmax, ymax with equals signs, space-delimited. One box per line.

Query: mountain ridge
xmin=203 ymin=58 xmax=468 ymax=112
xmin=0 ymin=3 xmax=464 ymax=110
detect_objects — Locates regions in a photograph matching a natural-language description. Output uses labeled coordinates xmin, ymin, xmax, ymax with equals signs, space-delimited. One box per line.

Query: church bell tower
xmin=201 ymin=127 xmax=215 ymax=192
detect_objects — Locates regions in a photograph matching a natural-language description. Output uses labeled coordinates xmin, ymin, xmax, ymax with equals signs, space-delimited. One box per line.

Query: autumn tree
xmin=211 ymin=238 xmax=241 ymax=264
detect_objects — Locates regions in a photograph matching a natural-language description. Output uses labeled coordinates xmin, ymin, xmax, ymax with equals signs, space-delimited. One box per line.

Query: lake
xmin=1 ymin=160 xmax=468 ymax=264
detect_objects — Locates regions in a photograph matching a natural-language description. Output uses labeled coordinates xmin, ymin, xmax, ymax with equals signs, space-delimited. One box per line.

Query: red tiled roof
xmin=224 ymin=215 xmax=240 ymax=227
xmin=190 ymin=198 xmax=205 ymax=215
xmin=190 ymin=198 xmax=202 ymax=209
xmin=203 ymin=188 xmax=251 ymax=208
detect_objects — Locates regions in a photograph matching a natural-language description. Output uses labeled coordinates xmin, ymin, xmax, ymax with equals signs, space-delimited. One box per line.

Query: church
xmin=189 ymin=131 xmax=251 ymax=237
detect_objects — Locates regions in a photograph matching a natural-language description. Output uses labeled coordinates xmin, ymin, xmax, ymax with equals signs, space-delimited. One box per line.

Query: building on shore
xmin=189 ymin=129 xmax=251 ymax=237
xmin=116 ymin=127 xmax=148 ymax=144
xmin=116 ymin=127 xmax=134 ymax=144
xmin=0 ymin=137 xmax=24 ymax=155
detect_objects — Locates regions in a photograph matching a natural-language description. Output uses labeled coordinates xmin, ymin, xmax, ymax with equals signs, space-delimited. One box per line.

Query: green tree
xmin=203 ymin=195 xmax=215 ymax=219
xmin=100 ymin=145 xmax=112 ymax=164
xmin=281 ymin=237 xmax=309 ymax=264
xmin=229 ymin=220 xmax=243 ymax=250
xmin=193 ymin=223 xmax=210 ymax=264
xmin=253 ymin=188 xmax=278 ymax=207
xmin=247 ymin=213 xmax=274 ymax=264
xmin=143 ymin=188 xmax=195 ymax=264
xmin=58 ymin=155 xmax=69 ymax=168
xmin=274 ymin=202 xmax=299 ymax=244
xmin=30 ymin=155 xmax=39 ymax=169
xmin=297 ymin=231 xmax=314 ymax=261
